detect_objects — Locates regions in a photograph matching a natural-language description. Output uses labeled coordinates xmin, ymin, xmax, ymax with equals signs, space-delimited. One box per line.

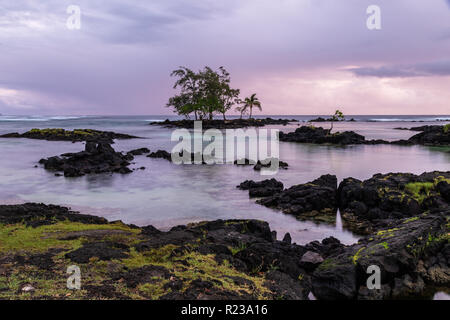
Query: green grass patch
xmin=403 ymin=217 xmax=420 ymax=224
xmin=404 ymin=182 xmax=435 ymax=203
xmin=0 ymin=221 xmax=139 ymax=253
xmin=444 ymin=124 xmax=450 ymax=133
xmin=119 ymin=245 xmax=271 ymax=299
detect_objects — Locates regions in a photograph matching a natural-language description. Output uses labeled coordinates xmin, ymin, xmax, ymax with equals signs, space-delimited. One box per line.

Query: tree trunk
xmin=249 ymin=107 xmax=252 ymax=119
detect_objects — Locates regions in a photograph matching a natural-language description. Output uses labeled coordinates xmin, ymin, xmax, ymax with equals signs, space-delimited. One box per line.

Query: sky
xmin=0 ymin=0 xmax=449 ymax=115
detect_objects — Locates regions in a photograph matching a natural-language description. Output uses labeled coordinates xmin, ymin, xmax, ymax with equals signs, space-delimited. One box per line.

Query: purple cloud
xmin=349 ymin=61 xmax=450 ymax=78
xmin=0 ymin=0 xmax=449 ymax=115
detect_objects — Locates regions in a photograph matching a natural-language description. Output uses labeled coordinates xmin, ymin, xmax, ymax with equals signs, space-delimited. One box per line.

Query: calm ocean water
xmin=0 ymin=115 xmax=449 ymax=248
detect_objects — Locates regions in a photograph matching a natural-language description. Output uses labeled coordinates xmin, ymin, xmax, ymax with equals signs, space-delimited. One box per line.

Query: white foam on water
xmin=146 ymin=119 xmax=165 ymax=122
xmin=0 ymin=115 xmax=87 ymax=122
xmin=369 ymin=117 xmax=450 ymax=122
xmin=336 ymin=210 xmax=343 ymax=232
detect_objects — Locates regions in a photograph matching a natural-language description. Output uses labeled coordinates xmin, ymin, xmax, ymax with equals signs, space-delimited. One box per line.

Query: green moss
xmin=30 ymin=128 xmax=66 ymax=135
xmin=444 ymin=124 xmax=450 ymax=133
xmin=404 ymin=178 xmax=450 ymax=204
xmin=407 ymin=231 xmax=449 ymax=258
xmin=119 ymin=244 xmax=271 ymax=299
xmin=0 ymin=266 xmax=91 ymax=300
xmin=352 ymin=247 xmax=365 ymax=265
xmin=377 ymin=187 xmax=407 ymax=202
xmin=73 ymin=130 xmax=94 ymax=136
xmin=0 ymin=218 xmax=288 ymax=300
xmin=0 ymin=221 xmax=139 ymax=253
xmin=405 ymin=182 xmax=434 ymax=203
xmin=435 ymin=176 xmax=450 ymax=184
xmin=27 ymin=128 xmax=97 ymax=137
xmin=378 ymin=242 xmax=389 ymax=250
xmin=376 ymin=228 xmax=400 ymax=238
xmin=403 ymin=217 xmax=420 ymax=224
xmin=137 ymin=282 xmax=170 ymax=299
xmin=229 ymin=242 xmax=247 ymax=256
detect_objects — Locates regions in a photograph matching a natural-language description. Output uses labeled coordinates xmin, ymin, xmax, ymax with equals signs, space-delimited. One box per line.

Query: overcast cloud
xmin=0 ymin=0 xmax=449 ymax=115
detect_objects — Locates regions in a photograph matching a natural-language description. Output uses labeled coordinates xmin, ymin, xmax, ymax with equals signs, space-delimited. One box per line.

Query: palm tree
xmin=242 ymin=94 xmax=262 ymax=119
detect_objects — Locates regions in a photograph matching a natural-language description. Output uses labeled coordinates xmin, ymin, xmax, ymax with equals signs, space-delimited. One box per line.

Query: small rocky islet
xmin=38 ymin=141 xmax=150 ymax=177
xmin=149 ymin=117 xmax=297 ymax=129
xmin=279 ymin=124 xmax=450 ymax=146
xmin=0 ymin=128 xmax=141 ymax=143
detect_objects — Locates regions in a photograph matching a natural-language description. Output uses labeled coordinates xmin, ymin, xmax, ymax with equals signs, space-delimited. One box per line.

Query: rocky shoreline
xmin=0 ymin=199 xmax=447 ymax=300
xmin=238 ymin=171 xmax=450 ymax=232
xmin=150 ymin=118 xmax=297 ymax=129
xmin=233 ymin=170 xmax=450 ymax=299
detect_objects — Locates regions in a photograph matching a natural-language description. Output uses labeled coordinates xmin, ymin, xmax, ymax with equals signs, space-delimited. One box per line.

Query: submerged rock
xmin=127 ymin=148 xmax=150 ymax=156
xmin=253 ymin=158 xmax=289 ymax=171
xmin=233 ymin=158 xmax=289 ymax=171
xmin=147 ymin=150 xmax=172 ymax=161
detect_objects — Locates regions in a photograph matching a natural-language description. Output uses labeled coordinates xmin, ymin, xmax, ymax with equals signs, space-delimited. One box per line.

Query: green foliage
xmin=229 ymin=242 xmax=247 ymax=256
xmin=443 ymin=124 xmax=450 ymax=133
xmin=376 ymin=228 xmax=400 ymax=237
xmin=330 ymin=109 xmax=345 ymax=131
xmin=167 ymin=66 xmax=241 ymax=120
xmin=405 ymin=182 xmax=435 ymax=203
xmin=352 ymin=247 xmax=365 ymax=265
xmin=403 ymin=217 xmax=420 ymax=224
xmin=379 ymin=242 xmax=389 ymax=249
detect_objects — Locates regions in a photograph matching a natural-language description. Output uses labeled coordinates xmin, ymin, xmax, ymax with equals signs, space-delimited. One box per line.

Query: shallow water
xmin=0 ymin=115 xmax=449 ymax=247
